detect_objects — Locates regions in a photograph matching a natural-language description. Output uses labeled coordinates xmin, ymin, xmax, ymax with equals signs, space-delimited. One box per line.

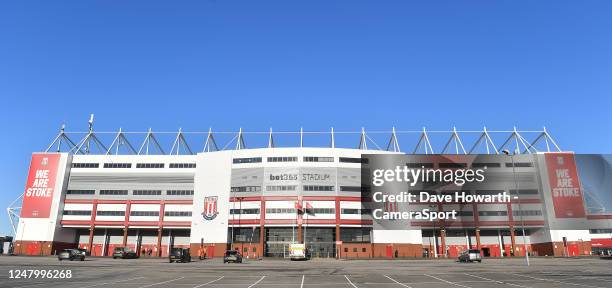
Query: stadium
xmin=9 ymin=119 xmax=612 ymax=259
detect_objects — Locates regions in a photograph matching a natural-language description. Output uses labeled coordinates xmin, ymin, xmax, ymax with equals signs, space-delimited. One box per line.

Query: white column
xmin=498 ymin=230 xmax=504 ymax=258
xmin=102 ymin=229 xmax=108 ymax=257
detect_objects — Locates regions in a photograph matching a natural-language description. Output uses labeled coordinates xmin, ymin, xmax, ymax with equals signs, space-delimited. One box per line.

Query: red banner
xmin=20 ymin=154 xmax=61 ymax=218
xmin=545 ymin=153 xmax=586 ymax=218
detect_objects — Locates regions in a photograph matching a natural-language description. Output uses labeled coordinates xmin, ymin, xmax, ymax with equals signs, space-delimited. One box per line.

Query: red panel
xmin=386 ymin=245 xmax=393 ymax=258
xmin=545 ymin=153 xmax=586 ymax=218
xmin=206 ymin=246 xmax=215 ymax=258
xmin=591 ymin=238 xmax=612 ymax=248
xmin=91 ymin=244 xmax=104 ymax=256
xmin=21 ymin=154 xmax=61 ymax=218
xmin=567 ymin=243 xmax=580 ymax=256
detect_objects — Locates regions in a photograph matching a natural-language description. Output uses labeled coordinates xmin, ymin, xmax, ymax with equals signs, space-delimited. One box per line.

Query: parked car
xmin=223 ymin=250 xmax=243 ymax=263
xmin=76 ymin=248 xmax=87 ymax=256
xmin=112 ymin=247 xmax=138 ymax=259
xmin=458 ymin=249 xmax=482 ymax=263
xmin=58 ymin=249 xmax=85 ymax=261
xmin=169 ymin=248 xmax=191 ymax=263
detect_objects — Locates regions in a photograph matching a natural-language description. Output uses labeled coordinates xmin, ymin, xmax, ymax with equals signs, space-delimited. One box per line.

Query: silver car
xmin=458 ymin=249 xmax=482 ymax=262
xmin=58 ymin=249 xmax=85 ymax=261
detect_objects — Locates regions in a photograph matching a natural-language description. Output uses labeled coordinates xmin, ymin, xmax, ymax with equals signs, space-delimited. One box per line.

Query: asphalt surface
xmin=0 ymin=256 xmax=611 ymax=288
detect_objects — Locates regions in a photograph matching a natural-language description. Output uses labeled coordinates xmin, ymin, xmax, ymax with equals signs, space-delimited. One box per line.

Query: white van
xmin=289 ymin=243 xmax=311 ymax=261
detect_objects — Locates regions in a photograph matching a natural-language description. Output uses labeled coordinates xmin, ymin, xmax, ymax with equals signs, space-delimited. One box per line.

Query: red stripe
xmin=64 ymin=199 xmax=192 ymax=205
xmin=587 ymin=215 xmax=612 ymax=220
xmin=261 ymin=219 xmax=372 ymax=225
xmin=161 ymin=221 xmax=190 ymax=227
xmin=229 ymin=219 xmax=260 ymax=225
xmin=411 ymin=220 xmax=545 ymax=227
xmin=230 ymin=196 xmax=363 ymax=202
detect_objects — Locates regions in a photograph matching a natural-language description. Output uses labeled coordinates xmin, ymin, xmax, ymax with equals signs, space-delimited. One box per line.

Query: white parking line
xmin=247 ymin=276 xmax=266 ymax=288
xmin=81 ymin=276 xmax=145 ymax=288
xmin=138 ymin=276 xmax=185 ymax=288
xmin=192 ymin=276 xmax=224 ymax=288
xmin=300 ymin=275 xmax=305 ymax=288
xmin=465 ymin=273 xmax=530 ymax=288
xmin=424 ymin=274 xmax=472 ymax=288
xmin=512 ymin=273 xmax=606 ymax=288
xmin=344 ymin=275 xmax=359 ymax=288
xmin=384 ymin=275 xmax=412 ymax=288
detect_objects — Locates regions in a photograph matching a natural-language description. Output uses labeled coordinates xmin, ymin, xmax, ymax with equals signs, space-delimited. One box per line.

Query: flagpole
xmin=304 ymin=202 xmax=307 ymax=248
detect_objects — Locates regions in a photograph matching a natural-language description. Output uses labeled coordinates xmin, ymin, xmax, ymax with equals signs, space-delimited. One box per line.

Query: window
xmin=133 ymin=190 xmax=162 ymax=196
xmin=478 ymin=211 xmax=508 ymax=216
xmin=405 ymin=163 xmax=434 ymax=168
xmin=265 ymin=208 xmax=297 ymax=214
xmin=136 ymin=163 xmax=164 ymax=168
xmin=341 ymin=208 xmax=360 ymax=214
xmin=96 ymin=211 xmax=125 ymax=216
xmin=304 ymin=156 xmax=334 ymax=162
xmin=229 ymin=227 xmax=261 ymax=243
xmin=510 ymin=189 xmax=539 ymax=195
xmin=231 ymin=186 xmax=261 ymax=192
xmin=340 ymin=186 xmax=361 ymax=192
xmin=233 ymin=157 xmax=262 ymax=164
xmin=457 ymin=211 xmax=474 ymax=216
xmin=505 ymin=162 xmax=533 ymax=168
xmin=267 ymin=156 xmax=297 ymax=162
xmin=590 ymin=229 xmax=612 ymax=234
xmin=165 ymin=211 xmax=192 ymax=217
xmin=512 ymin=210 xmax=542 ymax=216
xmin=439 ymin=163 xmax=467 ymax=168
xmin=475 ymin=190 xmax=506 ymax=195
xmin=169 ymin=163 xmax=196 ymax=168
xmin=230 ymin=209 xmax=260 ymax=215
xmin=66 ymin=190 xmax=95 ymax=195
xmin=166 ymin=190 xmax=194 ymax=196
xmin=265 ymin=185 xmax=297 ymax=192
xmin=339 ymin=157 xmax=367 ymax=164
xmin=99 ymin=190 xmax=128 ymax=195
xmin=305 ymin=208 xmax=335 ymax=214
xmin=303 ymin=185 xmax=334 ymax=192
xmin=103 ymin=163 xmax=131 ymax=168
xmin=472 ymin=162 xmax=501 ymax=168
xmin=130 ymin=211 xmax=159 ymax=217
xmin=63 ymin=210 xmax=91 ymax=216
xmin=72 ymin=163 xmax=99 ymax=168
xmin=341 ymin=228 xmax=371 ymax=243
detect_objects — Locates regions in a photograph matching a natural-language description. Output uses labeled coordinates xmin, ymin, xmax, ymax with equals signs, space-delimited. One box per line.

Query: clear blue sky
xmin=0 ymin=1 xmax=610 ymax=234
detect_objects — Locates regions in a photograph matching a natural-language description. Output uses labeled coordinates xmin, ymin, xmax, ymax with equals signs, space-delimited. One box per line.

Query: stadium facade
xmin=11 ymin=125 xmax=612 ymax=258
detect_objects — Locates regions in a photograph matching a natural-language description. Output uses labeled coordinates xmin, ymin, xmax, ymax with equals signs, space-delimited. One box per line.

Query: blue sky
xmin=0 ymin=1 xmax=611 ymax=234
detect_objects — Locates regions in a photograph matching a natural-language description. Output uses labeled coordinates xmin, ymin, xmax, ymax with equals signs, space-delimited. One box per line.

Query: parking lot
xmin=0 ymin=256 xmax=611 ymax=288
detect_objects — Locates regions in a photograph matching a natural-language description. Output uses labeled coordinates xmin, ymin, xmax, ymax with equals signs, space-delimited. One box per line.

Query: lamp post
xmin=502 ymin=149 xmax=530 ymax=266
xmin=429 ymin=203 xmax=438 ymax=258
